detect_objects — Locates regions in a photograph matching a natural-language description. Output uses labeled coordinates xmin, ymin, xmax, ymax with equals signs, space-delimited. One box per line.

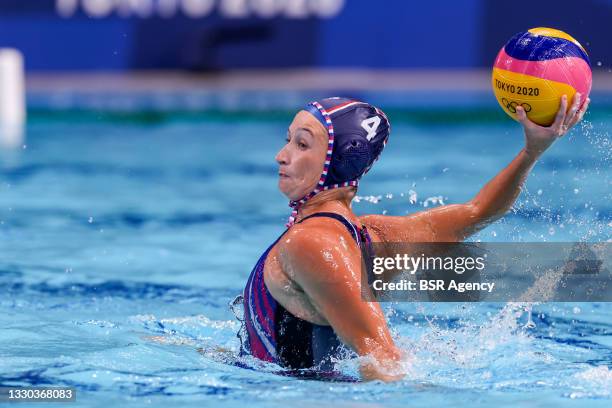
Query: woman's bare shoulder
xmin=280 ymin=216 xmax=359 ymax=250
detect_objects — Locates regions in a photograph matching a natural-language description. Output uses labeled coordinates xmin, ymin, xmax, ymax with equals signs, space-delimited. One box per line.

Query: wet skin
xmin=263 ymin=95 xmax=590 ymax=381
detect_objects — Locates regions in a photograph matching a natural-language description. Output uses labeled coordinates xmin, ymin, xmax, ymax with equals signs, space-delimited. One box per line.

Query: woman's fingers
xmin=553 ymin=95 xmax=568 ymax=135
xmin=567 ymin=97 xmax=590 ymax=128
xmin=516 ymin=94 xmax=589 ymax=135
xmin=515 ymin=105 xmax=531 ymax=127
xmin=564 ymin=93 xmax=582 ymax=127
xmin=580 ymin=97 xmax=590 ymax=120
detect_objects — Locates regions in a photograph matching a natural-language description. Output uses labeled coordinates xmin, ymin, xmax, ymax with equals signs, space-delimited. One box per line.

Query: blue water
xmin=1 ymin=105 xmax=611 ymax=407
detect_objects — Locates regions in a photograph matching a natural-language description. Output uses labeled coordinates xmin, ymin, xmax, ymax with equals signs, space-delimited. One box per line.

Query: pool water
xmin=1 ymin=106 xmax=611 ymax=407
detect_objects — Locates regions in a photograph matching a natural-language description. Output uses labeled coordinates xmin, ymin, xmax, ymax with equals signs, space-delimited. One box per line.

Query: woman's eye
xmin=298 ymin=142 xmax=307 ymax=149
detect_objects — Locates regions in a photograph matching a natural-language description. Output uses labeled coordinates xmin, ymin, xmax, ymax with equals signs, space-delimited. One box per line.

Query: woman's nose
xmin=275 ymin=144 xmax=289 ymax=165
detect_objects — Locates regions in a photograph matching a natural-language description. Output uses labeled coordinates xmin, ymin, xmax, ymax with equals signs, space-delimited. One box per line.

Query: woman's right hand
xmin=517 ymin=93 xmax=590 ymax=160
xmin=360 ymin=346 xmax=408 ymax=382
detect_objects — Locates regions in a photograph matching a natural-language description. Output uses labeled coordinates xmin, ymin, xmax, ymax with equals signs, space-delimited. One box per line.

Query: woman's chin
xmin=278 ymin=179 xmax=293 ymax=198
xmin=278 ymin=178 xmax=316 ymax=201
xmin=278 ymin=184 xmax=304 ymax=201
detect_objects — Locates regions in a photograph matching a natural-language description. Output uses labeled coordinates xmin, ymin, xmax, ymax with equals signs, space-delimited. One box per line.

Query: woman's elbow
xmin=468 ymin=201 xmax=510 ymax=227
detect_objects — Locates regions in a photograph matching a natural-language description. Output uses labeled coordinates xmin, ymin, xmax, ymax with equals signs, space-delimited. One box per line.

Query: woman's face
xmin=275 ymin=110 xmax=328 ymax=200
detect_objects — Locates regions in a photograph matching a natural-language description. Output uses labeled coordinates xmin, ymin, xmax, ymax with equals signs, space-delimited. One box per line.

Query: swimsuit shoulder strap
xmin=297 ymin=212 xmax=362 ymax=245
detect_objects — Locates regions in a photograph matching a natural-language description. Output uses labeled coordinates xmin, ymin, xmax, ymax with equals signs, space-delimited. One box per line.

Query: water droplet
xmin=88 ymin=217 xmax=94 ymax=223
xmin=573 ymin=306 xmax=581 ymax=314
xmin=537 ymin=189 xmax=543 ymax=195
xmin=408 ymin=190 xmax=417 ymax=204
xmin=596 ymin=61 xmax=602 ymax=66
xmin=574 ymin=188 xmax=580 ymax=194
xmin=524 ymin=320 xmax=536 ymax=329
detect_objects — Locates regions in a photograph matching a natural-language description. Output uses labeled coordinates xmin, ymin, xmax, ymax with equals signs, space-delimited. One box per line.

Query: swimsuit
xmin=239 ymin=212 xmax=374 ymax=370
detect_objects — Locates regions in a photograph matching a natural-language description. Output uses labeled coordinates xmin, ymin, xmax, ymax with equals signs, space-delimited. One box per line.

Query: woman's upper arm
xmin=361 ymin=203 xmax=481 ymax=243
xmin=277 ymin=226 xmax=398 ymax=358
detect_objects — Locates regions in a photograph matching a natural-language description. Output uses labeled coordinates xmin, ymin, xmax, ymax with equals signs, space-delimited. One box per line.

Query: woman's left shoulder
xmin=358 ymin=214 xmax=390 ymax=242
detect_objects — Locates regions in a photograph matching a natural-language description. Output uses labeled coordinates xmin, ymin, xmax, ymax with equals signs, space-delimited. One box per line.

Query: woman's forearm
xmin=469 ymin=148 xmax=538 ymax=223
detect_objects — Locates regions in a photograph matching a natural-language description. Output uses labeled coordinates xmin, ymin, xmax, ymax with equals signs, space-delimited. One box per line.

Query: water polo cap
xmin=287 ymin=97 xmax=391 ymax=227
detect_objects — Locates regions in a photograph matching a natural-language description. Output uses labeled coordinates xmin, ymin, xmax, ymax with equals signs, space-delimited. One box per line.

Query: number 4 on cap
xmin=361 ymin=116 xmax=381 ymax=141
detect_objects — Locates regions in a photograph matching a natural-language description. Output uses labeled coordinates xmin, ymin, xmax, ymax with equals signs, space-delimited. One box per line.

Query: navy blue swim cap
xmin=287 ymin=97 xmax=391 ymax=226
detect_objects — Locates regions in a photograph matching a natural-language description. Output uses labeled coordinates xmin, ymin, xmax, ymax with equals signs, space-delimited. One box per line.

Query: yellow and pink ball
xmin=492 ymin=27 xmax=592 ymax=126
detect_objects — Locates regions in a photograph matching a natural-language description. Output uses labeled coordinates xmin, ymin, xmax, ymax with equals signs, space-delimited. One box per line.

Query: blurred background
xmin=0 ymin=0 xmax=611 ymax=113
xmin=1 ymin=2 xmax=611 ymax=406
xmin=1 ymin=0 xmax=612 ymax=70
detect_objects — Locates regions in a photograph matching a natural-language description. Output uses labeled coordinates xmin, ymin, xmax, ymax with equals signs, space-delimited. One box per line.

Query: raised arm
xmin=362 ymin=93 xmax=590 ymax=243
xmin=278 ymin=222 xmax=405 ymax=382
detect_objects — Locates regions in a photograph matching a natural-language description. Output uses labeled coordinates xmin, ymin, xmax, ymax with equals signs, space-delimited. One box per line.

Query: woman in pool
xmin=241 ymin=95 xmax=589 ymax=382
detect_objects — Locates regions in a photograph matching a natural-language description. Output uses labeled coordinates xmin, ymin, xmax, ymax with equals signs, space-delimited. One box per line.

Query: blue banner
xmin=0 ymin=0 xmax=609 ymax=71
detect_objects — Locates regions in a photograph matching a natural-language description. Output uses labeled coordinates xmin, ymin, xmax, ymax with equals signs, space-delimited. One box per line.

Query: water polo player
xmin=239 ymin=95 xmax=589 ymax=382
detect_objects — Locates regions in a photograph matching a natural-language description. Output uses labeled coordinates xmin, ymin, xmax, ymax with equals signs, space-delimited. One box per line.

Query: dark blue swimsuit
xmin=240 ymin=212 xmax=374 ymax=370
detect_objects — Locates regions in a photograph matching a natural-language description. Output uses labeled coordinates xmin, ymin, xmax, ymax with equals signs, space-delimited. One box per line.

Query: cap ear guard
xmin=325 ymin=133 xmax=372 ymax=185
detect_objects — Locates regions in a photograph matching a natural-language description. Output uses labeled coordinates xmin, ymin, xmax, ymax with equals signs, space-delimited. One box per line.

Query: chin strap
xmin=286 ymin=180 xmax=359 ymax=228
